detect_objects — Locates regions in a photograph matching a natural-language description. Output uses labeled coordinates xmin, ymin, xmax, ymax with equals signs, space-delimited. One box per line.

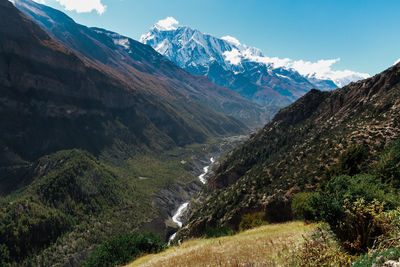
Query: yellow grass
xmin=127 ymin=221 xmax=316 ymax=267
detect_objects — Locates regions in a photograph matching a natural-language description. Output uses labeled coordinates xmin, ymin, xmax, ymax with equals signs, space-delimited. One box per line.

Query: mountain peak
xmin=141 ymin=20 xmax=370 ymax=103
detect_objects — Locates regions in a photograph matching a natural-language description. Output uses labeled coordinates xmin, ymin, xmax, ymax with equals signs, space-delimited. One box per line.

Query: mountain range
xmin=12 ymin=0 xmax=273 ymax=127
xmin=2 ymin=0 xmax=398 ymax=266
xmin=141 ymin=17 xmax=369 ymax=107
xmin=0 ymin=0 xmax=262 ymax=264
xmin=178 ymin=60 xmax=400 ymax=238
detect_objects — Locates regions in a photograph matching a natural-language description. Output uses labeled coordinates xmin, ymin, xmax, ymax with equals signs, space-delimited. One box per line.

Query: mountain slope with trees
xmin=179 ymin=61 xmax=400 ymax=238
xmin=12 ymin=0 xmax=273 ymax=127
xmin=0 ymin=0 xmax=249 ymax=265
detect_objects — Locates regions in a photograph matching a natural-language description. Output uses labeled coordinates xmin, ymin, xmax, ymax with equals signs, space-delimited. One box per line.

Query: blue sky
xmin=32 ymin=0 xmax=399 ymax=76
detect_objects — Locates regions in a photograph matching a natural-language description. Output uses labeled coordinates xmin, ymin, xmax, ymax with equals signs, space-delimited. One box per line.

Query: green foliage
xmin=313 ymin=174 xmax=397 ymax=227
xmin=337 ymin=199 xmax=396 ymax=253
xmin=353 ymin=247 xmax=400 ymax=267
xmin=373 ymin=139 xmax=400 ymax=188
xmin=0 ymin=244 xmax=10 ymax=267
xmin=322 ymin=144 xmax=368 ymax=185
xmin=312 ymin=172 xmax=400 ymax=253
xmin=36 ymin=149 xmax=121 ymax=215
xmin=291 ymin=192 xmax=315 ymax=220
xmin=0 ymin=149 xmax=127 ymax=263
xmin=0 ymin=200 xmax=71 ymax=261
xmin=82 ymin=232 xmax=165 ymax=267
xmin=239 ymin=212 xmax=265 ymax=232
xmin=204 ymin=227 xmax=235 ymax=238
xmin=292 ymin=226 xmax=355 ymax=266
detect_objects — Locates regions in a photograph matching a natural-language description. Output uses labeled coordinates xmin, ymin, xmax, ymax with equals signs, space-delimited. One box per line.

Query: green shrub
xmin=373 ymin=139 xmax=400 ymax=188
xmin=313 ymin=174 xmax=397 ymax=227
xmin=204 ymin=227 xmax=234 ymax=238
xmin=312 ymin=174 xmax=399 ymax=253
xmin=0 ymin=244 xmax=10 ymax=267
xmin=353 ymin=247 xmax=400 ymax=267
xmin=337 ymin=199 xmax=396 ymax=253
xmin=82 ymin=232 xmax=165 ymax=267
xmin=292 ymin=226 xmax=355 ymax=266
xmin=0 ymin=200 xmax=71 ymax=261
xmin=291 ymin=192 xmax=315 ymax=220
xmin=239 ymin=212 xmax=265 ymax=232
xmin=322 ymin=144 xmax=368 ymax=185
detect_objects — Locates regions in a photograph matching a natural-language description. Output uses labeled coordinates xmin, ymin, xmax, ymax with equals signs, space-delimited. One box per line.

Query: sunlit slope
xmin=127 ymin=222 xmax=315 ymax=267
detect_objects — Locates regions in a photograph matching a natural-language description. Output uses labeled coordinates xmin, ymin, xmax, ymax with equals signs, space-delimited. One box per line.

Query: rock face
xmin=12 ymin=0 xmax=274 ymax=127
xmin=179 ymin=62 xmax=400 ymax=238
xmin=141 ymin=21 xmax=368 ymax=107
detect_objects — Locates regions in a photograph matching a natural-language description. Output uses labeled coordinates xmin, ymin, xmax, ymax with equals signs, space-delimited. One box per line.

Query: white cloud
xmin=154 ymin=17 xmax=179 ymax=31
xmin=220 ymin=35 xmax=370 ymax=87
xmin=221 ymin=36 xmax=241 ymax=47
xmin=33 ymin=0 xmax=106 ymax=14
xmin=394 ymin=58 xmax=400 ymax=66
xmin=287 ymin=58 xmax=370 ymax=87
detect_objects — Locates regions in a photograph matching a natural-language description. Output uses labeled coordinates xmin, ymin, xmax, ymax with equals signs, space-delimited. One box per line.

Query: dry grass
xmin=127 ymin=221 xmax=316 ymax=267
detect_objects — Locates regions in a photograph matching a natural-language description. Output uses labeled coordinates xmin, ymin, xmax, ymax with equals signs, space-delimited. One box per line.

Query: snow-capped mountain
xmin=141 ymin=17 xmax=369 ymax=107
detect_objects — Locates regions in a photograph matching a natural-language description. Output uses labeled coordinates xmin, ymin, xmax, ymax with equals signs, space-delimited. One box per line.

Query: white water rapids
xmin=198 ymin=157 xmax=215 ymax=184
xmin=168 ymin=157 xmax=215 ymax=244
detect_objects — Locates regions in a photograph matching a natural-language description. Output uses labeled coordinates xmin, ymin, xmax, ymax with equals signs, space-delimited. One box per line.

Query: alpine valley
xmin=1 ymin=0 xmax=400 ymax=267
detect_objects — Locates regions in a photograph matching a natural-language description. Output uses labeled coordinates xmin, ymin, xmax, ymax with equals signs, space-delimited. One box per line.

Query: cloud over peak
xmin=221 ymin=36 xmax=241 ymax=47
xmin=219 ymin=36 xmax=370 ymax=88
xmin=154 ymin=17 xmax=179 ymax=31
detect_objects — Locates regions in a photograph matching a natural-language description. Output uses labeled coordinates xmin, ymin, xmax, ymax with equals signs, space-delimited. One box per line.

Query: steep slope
xmin=0 ymin=0 xmax=249 ymax=194
xmin=179 ymin=62 xmax=400 ymax=237
xmin=141 ymin=20 xmax=368 ymax=107
xmin=12 ymin=0 xmax=272 ymax=126
xmin=0 ymin=1 xmax=251 ymax=264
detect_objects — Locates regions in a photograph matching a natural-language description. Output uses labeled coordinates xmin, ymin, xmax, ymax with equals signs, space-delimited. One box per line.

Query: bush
xmin=322 ymin=144 xmax=368 ymax=185
xmin=0 ymin=244 xmax=10 ymax=267
xmin=264 ymin=197 xmax=292 ymax=222
xmin=312 ymin=174 xmax=399 ymax=253
xmin=291 ymin=192 xmax=315 ymax=220
xmin=82 ymin=232 xmax=165 ymax=267
xmin=239 ymin=212 xmax=265 ymax=232
xmin=292 ymin=226 xmax=355 ymax=266
xmin=313 ymin=174 xmax=397 ymax=227
xmin=204 ymin=227 xmax=234 ymax=238
xmin=353 ymin=247 xmax=400 ymax=267
xmin=373 ymin=139 xmax=400 ymax=188
xmin=0 ymin=200 xmax=71 ymax=262
xmin=337 ymin=199 xmax=396 ymax=253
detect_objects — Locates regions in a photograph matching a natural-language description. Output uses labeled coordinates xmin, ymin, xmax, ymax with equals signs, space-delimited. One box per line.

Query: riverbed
xmin=168 ymin=157 xmax=215 ymax=243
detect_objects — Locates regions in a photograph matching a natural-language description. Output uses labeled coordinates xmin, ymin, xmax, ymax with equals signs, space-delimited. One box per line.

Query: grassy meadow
xmin=127 ymin=222 xmax=316 ymax=267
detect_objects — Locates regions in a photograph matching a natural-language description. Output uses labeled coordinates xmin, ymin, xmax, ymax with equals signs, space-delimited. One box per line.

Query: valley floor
xmin=127 ymin=221 xmax=315 ymax=267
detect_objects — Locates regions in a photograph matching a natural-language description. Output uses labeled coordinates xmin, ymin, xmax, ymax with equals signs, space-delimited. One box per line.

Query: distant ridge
xmin=141 ymin=18 xmax=369 ymax=107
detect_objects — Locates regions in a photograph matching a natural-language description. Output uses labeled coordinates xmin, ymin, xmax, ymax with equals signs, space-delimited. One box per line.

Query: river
xmin=168 ymin=157 xmax=215 ymax=244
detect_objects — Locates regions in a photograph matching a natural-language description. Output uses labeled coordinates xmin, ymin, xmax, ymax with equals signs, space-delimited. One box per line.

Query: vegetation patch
xmin=83 ymin=232 xmax=165 ymax=267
